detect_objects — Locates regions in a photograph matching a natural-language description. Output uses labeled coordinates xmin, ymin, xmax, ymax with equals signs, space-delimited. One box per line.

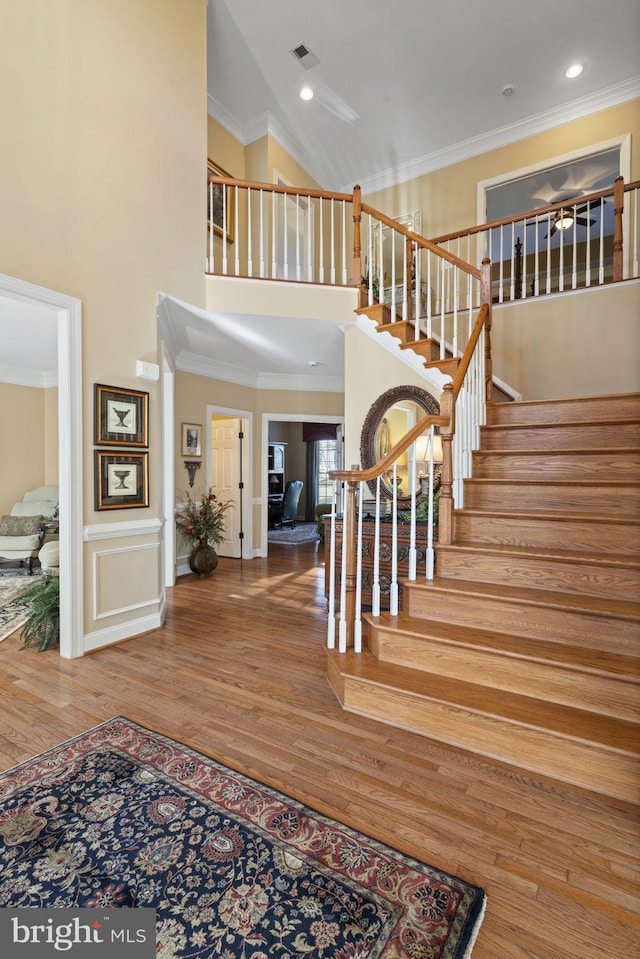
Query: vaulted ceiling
xmin=206 ymin=0 xmax=640 ymax=192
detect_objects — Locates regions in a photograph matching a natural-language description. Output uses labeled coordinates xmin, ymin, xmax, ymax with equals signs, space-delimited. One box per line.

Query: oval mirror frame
xmin=359 ymin=385 xmax=441 ymax=506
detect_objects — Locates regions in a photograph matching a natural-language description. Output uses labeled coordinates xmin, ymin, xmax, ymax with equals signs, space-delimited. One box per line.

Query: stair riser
xmin=365 ymin=626 xmax=639 ymax=722
xmin=480 ymin=423 xmax=640 ymax=450
xmin=332 ymin=672 xmax=640 ymax=804
xmin=463 ymin=481 xmax=640 ymax=516
xmin=405 ymin=586 xmax=637 ymax=652
xmin=486 ymin=395 xmax=640 ymax=426
xmin=436 ymin=547 xmax=640 ymax=602
xmin=472 ymin=450 xmax=640 ymax=480
xmin=453 ymin=513 xmax=639 ymax=555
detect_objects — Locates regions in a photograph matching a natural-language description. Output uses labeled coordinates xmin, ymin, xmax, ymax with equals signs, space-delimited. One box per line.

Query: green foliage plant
xmin=175 ymin=488 xmax=234 ymax=548
xmin=20 ymin=575 xmax=60 ymax=652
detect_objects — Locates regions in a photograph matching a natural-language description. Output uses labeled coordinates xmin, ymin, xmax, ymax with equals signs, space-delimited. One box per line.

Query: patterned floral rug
xmin=0 ymin=717 xmax=485 ymax=957
xmin=268 ymin=523 xmax=320 ymax=545
xmin=0 ymin=570 xmax=42 ymax=643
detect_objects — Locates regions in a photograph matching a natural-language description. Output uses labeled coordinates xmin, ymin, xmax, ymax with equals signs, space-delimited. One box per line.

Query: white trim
xmin=176 ymin=350 xmax=344 ymax=393
xmin=84 ymin=518 xmax=163 ymax=541
xmin=0 ymin=364 xmax=58 ymax=388
xmin=92 ymin=542 xmax=161 ymax=620
xmin=0 ymin=272 xmax=83 ymax=659
xmin=161 ymin=342 xmax=176 ymax=589
xmin=83 ymin=607 xmax=165 ymax=653
xmin=353 ymin=77 xmax=640 ymax=195
xmin=476 ymin=134 xmax=632 ymax=225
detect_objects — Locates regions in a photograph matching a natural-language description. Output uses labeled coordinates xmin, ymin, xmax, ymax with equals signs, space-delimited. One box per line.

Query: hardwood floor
xmin=1 ymin=543 xmax=638 ymax=958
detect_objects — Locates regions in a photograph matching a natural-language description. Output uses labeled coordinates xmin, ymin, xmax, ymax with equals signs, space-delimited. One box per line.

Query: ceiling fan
xmin=546 ymin=202 xmax=597 ymax=236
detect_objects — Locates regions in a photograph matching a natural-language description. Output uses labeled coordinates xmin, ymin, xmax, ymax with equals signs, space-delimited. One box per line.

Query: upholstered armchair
xmin=0 ymin=486 xmax=59 ymax=573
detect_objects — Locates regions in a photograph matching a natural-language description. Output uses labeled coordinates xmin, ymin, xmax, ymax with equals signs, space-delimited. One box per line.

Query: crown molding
xmin=207 ymin=97 xmax=332 ymax=187
xmin=176 ymin=349 xmax=343 ymax=392
xmin=0 ymin=363 xmax=57 ymax=388
xmin=355 ymin=76 xmax=640 ymax=194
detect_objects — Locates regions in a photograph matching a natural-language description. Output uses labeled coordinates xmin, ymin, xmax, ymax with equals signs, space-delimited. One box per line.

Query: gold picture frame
xmin=181 ymin=422 xmax=202 ymax=458
xmin=95 ymin=451 xmax=149 ymax=510
xmin=207 ymin=159 xmax=234 ymax=244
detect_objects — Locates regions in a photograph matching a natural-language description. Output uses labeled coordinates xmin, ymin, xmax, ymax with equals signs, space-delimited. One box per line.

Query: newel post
xmin=352 ymin=185 xmax=362 ymax=294
xmin=481 ymin=257 xmax=493 ymax=403
xmin=439 ymin=384 xmax=455 ymax=546
xmin=343 ymin=479 xmax=359 ymax=647
xmin=613 ymin=175 xmax=624 ymax=283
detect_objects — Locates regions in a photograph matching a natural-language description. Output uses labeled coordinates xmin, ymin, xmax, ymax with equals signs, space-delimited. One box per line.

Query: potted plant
xmin=176 ymin=488 xmax=234 ymax=577
xmin=20 ymin=575 xmax=60 ymax=651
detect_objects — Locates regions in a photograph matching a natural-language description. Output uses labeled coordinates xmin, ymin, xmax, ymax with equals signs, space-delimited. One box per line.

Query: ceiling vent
xmin=290 ymin=43 xmax=319 ymax=70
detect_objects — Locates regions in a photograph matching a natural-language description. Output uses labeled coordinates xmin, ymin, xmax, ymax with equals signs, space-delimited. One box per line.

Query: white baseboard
xmin=83 ymin=607 xmax=164 ymax=653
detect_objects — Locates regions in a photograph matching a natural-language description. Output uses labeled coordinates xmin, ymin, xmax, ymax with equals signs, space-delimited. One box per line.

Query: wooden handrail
xmin=428 ymin=178 xmax=639 ymax=246
xmin=451 ymin=303 xmax=489 ymax=398
xmin=207 ymin=173 xmax=352 ymax=204
xmin=329 ymin=413 xmax=449 ymax=485
xmin=361 ymin=202 xmax=482 ymax=279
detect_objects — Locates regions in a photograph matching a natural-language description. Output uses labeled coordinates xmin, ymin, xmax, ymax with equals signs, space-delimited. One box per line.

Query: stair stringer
xmin=354 ymin=311 xmax=452 ymax=394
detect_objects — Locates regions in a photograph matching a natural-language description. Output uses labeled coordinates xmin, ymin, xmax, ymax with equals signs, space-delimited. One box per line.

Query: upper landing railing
xmin=207 ymin=173 xmax=639 ymax=306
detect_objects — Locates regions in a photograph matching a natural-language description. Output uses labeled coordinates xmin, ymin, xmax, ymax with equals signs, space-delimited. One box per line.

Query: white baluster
xmin=390 ymin=464 xmax=398 ymax=616
xmin=259 ymin=190 xmax=265 ymax=278
xmin=208 ymin=181 xmax=214 ymax=273
xmin=342 ymin=200 xmax=347 ymax=285
xmin=408 ymin=442 xmax=417 ymax=580
xmin=546 ymin=213 xmax=552 ymax=294
xmin=572 ymin=206 xmax=577 ymax=289
xmin=271 ymin=192 xmax=277 ymax=279
xmin=283 ymin=193 xmax=289 ymax=280
xmin=247 ymin=188 xmax=253 ymax=277
xmin=367 ymin=216 xmax=374 ymax=305
xmin=326 ymin=482 xmax=337 ymax=649
xmin=222 ymin=185 xmax=228 ymax=275
xmin=585 ymin=200 xmax=591 ymax=287
xmin=377 ymin=221 xmax=383 ymax=307
xmin=295 ymin=195 xmax=301 ymax=281
xmin=426 ymin=426 xmax=435 ymax=580
xmin=354 ymin=480 xmax=363 ymax=653
xmin=319 ymin=201 xmax=325 ymax=284
xmin=521 ymin=220 xmax=527 ymax=298
xmin=426 ymin=252 xmax=432 ymax=339
xmin=599 ymin=198 xmax=605 ymax=285
xmin=338 ymin=484 xmax=348 ymax=653
xmin=234 ymin=186 xmax=240 ymax=275
xmin=391 ymin=229 xmax=396 ymax=319
xmin=498 ymin=224 xmax=504 ymax=303
xmin=307 ymin=196 xmax=313 ymax=282
xmin=330 ymin=198 xmax=336 ymax=285
xmin=439 ymin=258 xmax=446 ymax=359
xmin=371 ymin=477 xmax=381 ymax=617
xmin=509 ymin=222 xmax=515 ymax=301
xmin=533 ymin=215 xmax=539 ymax=296
xmin=452 ymin=266 xmax=459 ymax=359
xmin=633 ymin=188 xmax=639 ymax=278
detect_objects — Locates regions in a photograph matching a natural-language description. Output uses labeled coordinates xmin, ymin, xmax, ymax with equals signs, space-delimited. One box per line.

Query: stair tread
xmin=333 ymin=649 xmax=640 ymax=753
xmin=366 ymin=611 xmax=640 ymax=675
xmin=475 ymin=446 xmax=640 ymax=455
xmin=437 ymin=541 xmax=640 ymax=568
xmin=455 ymin=507 xmax=640 ymax=527
xmin=482 ymin=419 xmax=640 ymax=431
xmin=409 ymin=577 xmax=640 ymax=619
xmin=465 ymin=477 xmax=640 ymax=488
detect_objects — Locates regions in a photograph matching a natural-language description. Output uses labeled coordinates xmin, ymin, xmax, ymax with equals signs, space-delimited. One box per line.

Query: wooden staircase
xmin=327 ymin=393 xmax=640 ymax=803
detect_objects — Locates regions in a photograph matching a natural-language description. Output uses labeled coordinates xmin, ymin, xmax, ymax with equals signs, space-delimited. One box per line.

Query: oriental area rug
xmin=0 ymin=717 xmax=486 ymax=958
xmin=267 ymin=523 xmax=320 ymax=545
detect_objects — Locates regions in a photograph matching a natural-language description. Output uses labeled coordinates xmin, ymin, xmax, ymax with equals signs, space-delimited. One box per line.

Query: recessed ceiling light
xmin=502 ymin=83 xmax=516 ymax=97
xmin=300 ymin=86 xmax=314 ymax=101
xmin=307 ymin=359 xmax=319 ymax=367
xmin=565 ymin=63 xmax=583 ymax=79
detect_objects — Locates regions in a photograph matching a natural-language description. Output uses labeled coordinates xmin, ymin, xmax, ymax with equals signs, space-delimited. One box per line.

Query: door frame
xmin=206 ymin=404 xmax=253 ymax=559
xmin=261 ymin=412 xmax=344 ymax=557
xmin=0 ymin=272 xmax=83 ymax=659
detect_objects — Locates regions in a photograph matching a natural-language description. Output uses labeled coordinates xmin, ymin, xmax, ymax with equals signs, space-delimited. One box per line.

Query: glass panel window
xmin=316 ymin=439 xmax=338 ymax=504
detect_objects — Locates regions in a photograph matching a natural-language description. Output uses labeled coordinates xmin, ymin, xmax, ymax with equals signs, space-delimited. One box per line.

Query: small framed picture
xmin=95 ymin=451 xmax=149 ymax=510
xmin=181 ymin=422 xmax=202 ymax=457
xmin=95 ymin=384 xmax=149 ymax=447
xmin=207 ymin=159 xmax=234 ymax=244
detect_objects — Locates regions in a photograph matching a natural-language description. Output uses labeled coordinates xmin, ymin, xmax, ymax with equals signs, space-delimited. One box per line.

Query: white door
xmin=211 ymin=417 xmax=242 ymax=558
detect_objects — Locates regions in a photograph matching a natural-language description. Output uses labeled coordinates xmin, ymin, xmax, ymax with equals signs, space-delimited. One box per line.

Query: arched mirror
xmin=360 ymin=385 xmax=441 ymax=507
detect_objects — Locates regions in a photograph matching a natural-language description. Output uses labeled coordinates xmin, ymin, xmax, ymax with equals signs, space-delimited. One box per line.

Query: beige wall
xmin=0 ymin=384 xmax=47 ymax=513
xmin=492 ymin=280 xmax=640 ymax=400
xmin=175 ymin=370 xmax=343 ymax=550
xmin=44 ymin=388 xmax=59 ymax=485
xmin=1 ymin=0 xmax=207 ymax=648
xmin=364 ymin=100 xmax=639 ymax=235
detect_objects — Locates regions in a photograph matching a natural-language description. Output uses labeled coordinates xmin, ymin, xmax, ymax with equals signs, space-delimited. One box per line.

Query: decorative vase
xmin=189 ymin=542 xmax=218 ymax=577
